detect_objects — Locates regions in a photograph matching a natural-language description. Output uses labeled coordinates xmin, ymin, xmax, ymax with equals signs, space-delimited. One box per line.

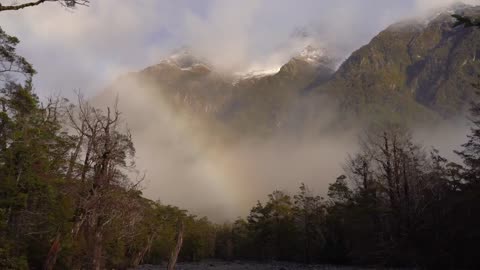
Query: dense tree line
xmin=214 ymin=15 xmax=480 ymax=269
xmin=214 ymin=119 xmax=480 ymax=269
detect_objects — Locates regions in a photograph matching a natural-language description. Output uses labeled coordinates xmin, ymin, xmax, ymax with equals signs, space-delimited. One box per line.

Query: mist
xmin=93 ymin=71 xmax=471 ymax=222
xmin=0 ymin=0 xmax=477 ymax=221
xmin=93 ymin=75 xmax=356 ymax=221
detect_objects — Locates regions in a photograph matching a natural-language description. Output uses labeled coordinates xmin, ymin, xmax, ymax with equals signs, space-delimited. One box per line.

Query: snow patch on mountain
xmin=161 ymin=48 xmax=212 ymax=71
xmin=232 ymin=66 xmax=281 ymax=85
xmin=157 ymin=42 xmax=335 ymax=84
xmin=235 ymin=66 xmax=281 ymax=79
xmin=294 ymin=45 xmax=333 ymax=67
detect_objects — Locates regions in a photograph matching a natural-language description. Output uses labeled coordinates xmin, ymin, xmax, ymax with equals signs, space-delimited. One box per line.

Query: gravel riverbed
xmin=137 ymin=261 xmax=407 ymax=270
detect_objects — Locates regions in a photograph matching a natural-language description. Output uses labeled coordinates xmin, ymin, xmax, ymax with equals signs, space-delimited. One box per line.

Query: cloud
xmin=1 ymin=0 xmax=478 ymax=97
xmin=97 ymin=75 xmax=358 ymax=221
xmin=414 ymin=0 xmax=480 ymax=13
xmin=181 ymin=0 xmax=261 ymax=71
xmin=99 ymin=74 xmax=471 ymax=221
xmin=0 ymin=1 xmax=187 ymax=96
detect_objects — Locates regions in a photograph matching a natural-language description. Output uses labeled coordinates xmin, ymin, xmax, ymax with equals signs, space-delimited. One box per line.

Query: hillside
xmin=316 ymin=5 xmax=480 ymax=121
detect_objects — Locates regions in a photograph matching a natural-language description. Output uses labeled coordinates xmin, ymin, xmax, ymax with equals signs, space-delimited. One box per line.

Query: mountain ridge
xmin=98 ymin=5 xmax=480 ymax=140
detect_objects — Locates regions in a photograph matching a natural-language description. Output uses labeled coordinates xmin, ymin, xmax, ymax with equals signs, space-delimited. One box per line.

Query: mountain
xmin=99 ymin=5 xmax=480 ymax=139
xmin=100 ymin=45 xmax=335 ymax=139
xmin=315 ymin=5 xmax=480 ymax=122
xmin=223 ymin=45 xmax=335 ymax=135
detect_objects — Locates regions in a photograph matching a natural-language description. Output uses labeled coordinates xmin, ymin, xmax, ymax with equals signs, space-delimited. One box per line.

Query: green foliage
xmin=316 ymin=11 xmax=480 ymax=122
xmin=0 ymin=78 xmax=72 ymax=268
xmin=181 ymin=216 xmax=216 ymax=261
xmin=0 ymin=27 xmax=35 ymax=82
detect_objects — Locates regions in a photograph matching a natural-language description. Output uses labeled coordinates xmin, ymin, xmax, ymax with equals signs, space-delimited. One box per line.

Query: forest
xmin=1 ymin=1 xmax=480 ymax=270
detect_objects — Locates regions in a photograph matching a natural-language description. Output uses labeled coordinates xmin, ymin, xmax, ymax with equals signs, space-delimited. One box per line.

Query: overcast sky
xmin=0 ymin=0 xmax=478 ymax=97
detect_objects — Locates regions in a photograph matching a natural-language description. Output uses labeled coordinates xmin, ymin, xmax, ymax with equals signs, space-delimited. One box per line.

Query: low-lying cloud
xmin=96 ymin=75 xmax=359 ymax=221
xmin=95 ymin=73 xmax=471 ymax=222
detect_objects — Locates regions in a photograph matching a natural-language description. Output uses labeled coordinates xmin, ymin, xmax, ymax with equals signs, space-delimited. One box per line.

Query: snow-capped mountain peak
xmin=295 ymin=45 xmax=332 ymax=67
xmin=299 ymin=45 xmax=324 ymax=62
xmin=232 ymin=66 xmax=281 ymax=85
xmin=161 ymin=48 xmax=212 ymax=71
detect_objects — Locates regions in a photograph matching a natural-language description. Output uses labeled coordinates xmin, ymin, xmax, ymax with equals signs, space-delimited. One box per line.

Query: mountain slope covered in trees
xmin=317 ymin=5 xmax=480 ymax=120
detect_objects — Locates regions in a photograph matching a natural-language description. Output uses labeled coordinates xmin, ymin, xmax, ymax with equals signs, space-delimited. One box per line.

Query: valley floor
xmin=137 ymin=261 xmax=408 ymax=270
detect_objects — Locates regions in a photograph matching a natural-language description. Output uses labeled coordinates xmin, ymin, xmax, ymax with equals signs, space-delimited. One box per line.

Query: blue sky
xmin=0 ymin=0 xmax=477 ymax=97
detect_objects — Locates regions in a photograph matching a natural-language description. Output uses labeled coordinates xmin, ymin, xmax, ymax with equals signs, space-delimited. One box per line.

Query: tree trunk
xmin=402 ymin=156 xmax=411 ymax=231
xmin=80 ymin=140 xmax=92 ymax=183
xmin=43 ymin=232 xmax=61 ymax=270
xmin=0 ymin=0 xmax=47 ymax=12
xmin=382 ymin=133 xmax=396 ymax=211
xmin=66 ymin=125 xmax=84 ymax=180
xmin=92 ymin=230 xmax=103 ymax=270
xmin=132 ymin=234 xmax=155 ymax=267
xmin=167 ymin=220 xmax=184 ymax=270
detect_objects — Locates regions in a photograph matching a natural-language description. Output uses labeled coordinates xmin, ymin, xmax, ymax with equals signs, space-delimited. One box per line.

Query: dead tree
xmin=45 ymin=95 xmax=138 ymax=270
xmin=167 ymin=220 xmax=185 ymax=270
xmin=0 ymin=0 xmax=89 ymax=12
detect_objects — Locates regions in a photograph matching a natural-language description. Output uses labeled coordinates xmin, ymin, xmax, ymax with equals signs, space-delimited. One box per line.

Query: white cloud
xmin=0 ymin=0 xmax=478 ymax=97
xmin=414 ymin=0 xmax=479 ymax=13
xmin=182 ymin=0 xmax=261 ymax=71
xmin=0 ymin=1 xmax=183 ymax=96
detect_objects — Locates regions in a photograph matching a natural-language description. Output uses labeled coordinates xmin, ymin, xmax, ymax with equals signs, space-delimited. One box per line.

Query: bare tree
xmin=167 ymin=220 xmax=185 ymax=270
xmin=0 ymin=0 xmax=89 ymax=12
xmin=44 ymin=94 xmax=141 ymax=270
xmin=352 ymin=124 xmax=434 ymax=240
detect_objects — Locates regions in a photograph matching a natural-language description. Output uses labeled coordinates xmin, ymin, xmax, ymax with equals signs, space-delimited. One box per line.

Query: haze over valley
xmin=93 ymin=3 xmax=478 ymax=220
